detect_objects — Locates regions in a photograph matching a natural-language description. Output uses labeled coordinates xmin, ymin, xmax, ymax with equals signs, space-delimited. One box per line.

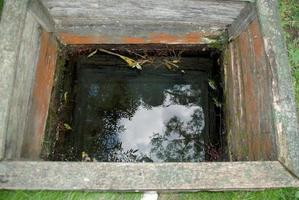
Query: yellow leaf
xmin=99 ymin=49 xmax=142 ymax=70
xmin=213 ymin=97 xmax=222 ymax=108
xmin=64 ymin=92 xmax=68 ymax=103
xmin=64 ymin=123 xmax=72 ymax=130
xmin=163 ymin=59 xmax=180 ymax=70
xmin=87 ymin=49 xmax=98 ymax=58
xmin=208 ymin=79 xmax=217 ymax=90
xmin=119 ymin=55 xmax=136 ymax=67
xmin=164 ymin=62 xmax=172 ymax=70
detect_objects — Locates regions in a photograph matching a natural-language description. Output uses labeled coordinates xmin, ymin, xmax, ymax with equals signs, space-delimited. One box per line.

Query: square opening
xmin=1 ymin=0 xmax=299 ymax=191
xmin=42 ymin=45 xmax=226 ymax=162
xmin=2 ymin=0 xmax=283 ymax=166
xmin=4 ymin=23 xmax=280 ymax=164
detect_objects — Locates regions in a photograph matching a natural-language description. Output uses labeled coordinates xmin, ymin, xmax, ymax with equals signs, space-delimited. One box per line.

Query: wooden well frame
xmin=0 ymin=0 xmax=298 ymax=191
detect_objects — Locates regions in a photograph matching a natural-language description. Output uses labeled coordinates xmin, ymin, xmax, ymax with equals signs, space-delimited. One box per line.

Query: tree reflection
xmin=150 ymin=108 xmax=205 ymax=162
xmin=58 ymin=67 xmax=210 ymax=162
xmin=87 ymin=79 xmax=142 ymax=162
xmin=164 ymin=85 xmax=201 ymax=106
xmin=82 ymin=80 xmax=206 ymax=162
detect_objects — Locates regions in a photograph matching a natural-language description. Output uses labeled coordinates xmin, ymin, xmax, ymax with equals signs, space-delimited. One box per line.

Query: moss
xmin=205 ymin=33 xmax=229 ymax=51
xmin=40 ymin=53 xmax=69 ymax=160
xmin=0 ymin=0 xmax=3 ymax=20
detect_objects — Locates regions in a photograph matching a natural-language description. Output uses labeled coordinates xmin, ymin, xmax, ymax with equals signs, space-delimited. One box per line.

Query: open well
xmin=0 ymin=0 xmax=298 ymax=191
xmin=42 ymin=45 xmax=226 ymax=162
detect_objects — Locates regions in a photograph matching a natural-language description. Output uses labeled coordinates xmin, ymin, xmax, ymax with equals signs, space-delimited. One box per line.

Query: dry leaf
xmin=87 ymin=49 xmax=98 ymax=58
xmin=64 ymin=123 xmax=72 ymax=130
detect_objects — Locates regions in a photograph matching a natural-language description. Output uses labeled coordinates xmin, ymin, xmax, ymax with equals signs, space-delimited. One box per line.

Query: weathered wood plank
xmin=225 ymin=18 xmax=277 ymax=161
xmin=28 ymin=0 xmax=55 ymax=32
xmin=21 ymin=32 xmax=58 ymax=160
xmin=256 ymin=0 xmax=299 ymax=177
xmin=42 ymin=0 xmax=246 ymax=35
xmin=57 ymin=29 xmax=223 ymax=45
xmin=228 ymin=3 xmax=257 ymax=40
xmin=0 ymin=161 xmax=298 ymax=191
xmin=0 ymin=0 xmax=30 ymax=160
xmin=5 ymin=13 xmax=41 ymax=160
xmin=247 ymin=19 xmax=277 ymax=160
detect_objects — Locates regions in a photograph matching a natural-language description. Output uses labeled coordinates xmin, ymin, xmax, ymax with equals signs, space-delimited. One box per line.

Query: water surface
xmin=56 ymin=55 xmax=218 ymax=162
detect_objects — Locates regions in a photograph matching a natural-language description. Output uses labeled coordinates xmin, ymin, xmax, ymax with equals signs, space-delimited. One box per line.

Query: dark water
xmin=54 ymin=55 xmax=222 ymax=162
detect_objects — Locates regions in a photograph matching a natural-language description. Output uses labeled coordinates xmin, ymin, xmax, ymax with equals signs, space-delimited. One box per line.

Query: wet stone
xmin=46 ymin=52 xmax=224 ymax=162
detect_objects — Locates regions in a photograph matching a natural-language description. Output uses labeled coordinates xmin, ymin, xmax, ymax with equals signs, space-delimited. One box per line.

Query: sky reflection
xmin=119 ymin=89 xmax=205 ymax=162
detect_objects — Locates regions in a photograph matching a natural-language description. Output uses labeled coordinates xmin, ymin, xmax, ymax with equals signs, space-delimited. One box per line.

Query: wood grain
xmin=228 ymin=3 xmax=257 ymax=40
xmin=41 ymin=0 xmax=247 ymax=36
xmin=256 ymin=0 xmax=299 ymax=177
xmin=29 ymin=0 xmax=55 ymax=32
xmin=0 ymin=161 xmax=298 ymax=190
xmin=225 ymin=18 xmax=277 ymax=161
xmin=0 ymin=0 xmax=30 ymax=160
xmin=5 ymin=13 xmax=41 ymax=160
xmin=21 ymin=32 xmax=58 ymax=160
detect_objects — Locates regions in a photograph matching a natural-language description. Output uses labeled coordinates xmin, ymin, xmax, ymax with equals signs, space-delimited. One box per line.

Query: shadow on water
xmin=45 ymin=50 xmax=225 ymax=162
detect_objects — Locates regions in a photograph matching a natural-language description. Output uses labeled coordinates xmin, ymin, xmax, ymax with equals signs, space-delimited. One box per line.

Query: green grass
xmin=0 ymin=191 xmax=141 ymax=200
xmin=0 ymin=0 xmax=298 ymax=199
xmin=1 ymin=189 xmax=299 ymax=200
xmin=162 ymin=189 xmax=299 ymax=200
xmin=0 ymin=0 xmax=3 ymax=20
xmin=279 ymin=0 xmax=299 ymax=109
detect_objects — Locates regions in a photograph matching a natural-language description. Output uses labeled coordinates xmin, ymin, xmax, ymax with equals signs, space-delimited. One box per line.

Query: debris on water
xmin=63 ymin=123 xmax=72 ymax=130
xmin=208 ymin=79 xmax=217 ymax=90
xmin=99 ymin=49 xmax=143 ymax=70
xmin=44 ymin=46 xmax=225 ymax=162
xmin=87 ymin=49 xmax=98 ymax=58
xmin=63 ymin=92 xmax=68 ymax=103
xmin=163 ymin=59 xmax=180 ymax=70
xmin=82 ymin=151 xmax=92 ymax=162
xmin=212 ymin=97 xmax=222 ymax=108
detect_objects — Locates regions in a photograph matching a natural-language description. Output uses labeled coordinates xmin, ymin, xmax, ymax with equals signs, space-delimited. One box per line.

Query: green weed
xmin=279 ymin=0 xmax=299 ymax=108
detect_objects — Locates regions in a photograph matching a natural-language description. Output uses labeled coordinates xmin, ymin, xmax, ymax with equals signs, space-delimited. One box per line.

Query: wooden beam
xmin=0 ymin=161 xmax=298 ymax=191
xmin=29 ymin=0 xmax=55 ymax=32
xmin=256 ymin=0 xmax=299 ymax=177
xmin=56 ymin=30 xmax=223 ymax=45
xmin=0 ymin=0 xmax=30 ymax=160
xmin=42 ymin=0 xmax=246 ymax=35
xmin=228 ymin=3 xmax=257 ymax=40
xmin=21 ymin=32 xmax=58 ymax=160
xmin=5 ymin=13 xmax=41 ymax=160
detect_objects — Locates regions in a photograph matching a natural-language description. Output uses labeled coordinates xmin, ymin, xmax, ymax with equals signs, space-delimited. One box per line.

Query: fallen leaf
xmin=99 ymin=49 xmax=142 ymax=70
xmin=64 ymin=123 xmax=72 ymax=130
xmin=213 ymin=97 xmax=222 ymax=108
xmin=64 ymin=92 xmax=68 ymax=103
xmin=208 ymin=79 xmax=217 ymax=90
xmin=87 ymin=49 xmax=98 ymax=58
